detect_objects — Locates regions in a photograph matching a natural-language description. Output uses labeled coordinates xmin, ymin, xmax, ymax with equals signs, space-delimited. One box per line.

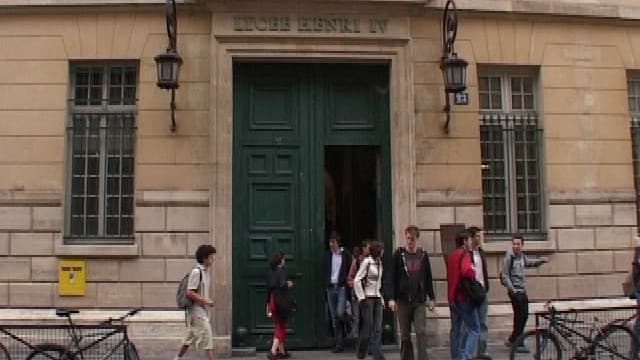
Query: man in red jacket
xmin=447 ymin=231 xmax=480 ymax=360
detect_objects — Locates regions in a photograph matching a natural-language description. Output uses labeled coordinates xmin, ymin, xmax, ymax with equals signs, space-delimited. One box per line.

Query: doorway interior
xmin=324 ymin=146 xmax=379 ymax=252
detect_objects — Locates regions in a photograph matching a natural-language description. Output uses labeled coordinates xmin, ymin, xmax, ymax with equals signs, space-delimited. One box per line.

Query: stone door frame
xmin=209 ymin=31 xmax=416 ymax=349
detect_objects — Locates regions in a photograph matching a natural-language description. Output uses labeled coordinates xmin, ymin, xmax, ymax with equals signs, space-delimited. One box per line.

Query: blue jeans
xmin=327 ymin=286 xmax=347 ymax=347
xmin=450 ymin=302 xmax=480 ymax=360
xmin=461 ymin=295 xmax=489 ymax=356
xmin=635 ymin=288 xmax=640 ymax=345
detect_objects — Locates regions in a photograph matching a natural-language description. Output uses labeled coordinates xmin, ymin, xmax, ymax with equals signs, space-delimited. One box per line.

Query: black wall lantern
xmin=154 ymin=0 xmax=183 ymax=132
xmin=440 ymin=0 xmax=468 ymax=134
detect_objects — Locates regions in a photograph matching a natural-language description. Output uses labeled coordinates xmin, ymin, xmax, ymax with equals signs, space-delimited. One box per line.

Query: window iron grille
xmin=480 ymin=112 xmax=544 ymax=235
xmin=66 ymin=63 xmax=137 ymax=243
xmin=631 ymin=114 xmax=640 ymax=234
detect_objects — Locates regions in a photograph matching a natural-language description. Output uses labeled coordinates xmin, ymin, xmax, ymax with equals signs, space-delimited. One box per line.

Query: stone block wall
xmin=2 ymin=0 xmax=640 ymax=354
xmin=411 ymin=10 xmax=640 ymax=306
xmin=0 ymin=197 xmax=209 ymax=308
xmin=415 ymin=202 xmax=636 ymax=305
xmin=418 ymin=200 xmax=637 ymax=347
xmin=0 ymin=8 xmax=212 ymax=310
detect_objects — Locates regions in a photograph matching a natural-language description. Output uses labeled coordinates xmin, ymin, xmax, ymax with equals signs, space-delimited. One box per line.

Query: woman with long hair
xmin=266 ymin=252 xmax=294 ymax=360
xmin=353 ymin=241 xmax=385 ymax=360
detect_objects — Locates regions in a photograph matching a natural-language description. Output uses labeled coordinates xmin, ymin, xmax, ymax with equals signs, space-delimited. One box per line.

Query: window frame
xmin=64 ymin=61 xmax=138 ymax=245
xmin=478 ymin=67 xmax=546 ymax=238
xmin=628 ymin=73 xmax=640 ymax=232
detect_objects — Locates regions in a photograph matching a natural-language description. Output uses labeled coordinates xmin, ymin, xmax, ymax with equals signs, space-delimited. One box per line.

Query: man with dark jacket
xmin=324 ymin=231 xmax=352 ymax=352
xmin=460 ymin=226 xmax=491 ymax=360
xmin=387 ymin=225 xmax=435 ymax=360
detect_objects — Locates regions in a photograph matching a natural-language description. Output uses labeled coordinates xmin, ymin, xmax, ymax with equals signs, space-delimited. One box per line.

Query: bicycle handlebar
xmin=544 ymin=300 xmax=556 ymax=312
xmin=100 ymin=308 xmax=142 ymax=325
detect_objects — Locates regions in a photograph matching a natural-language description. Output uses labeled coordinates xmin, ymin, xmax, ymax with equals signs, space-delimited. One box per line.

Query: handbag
xmin=274 ymin=288 xmax=296 ymax=320
xmin=458 ymin=251 xmax=486 ymax=305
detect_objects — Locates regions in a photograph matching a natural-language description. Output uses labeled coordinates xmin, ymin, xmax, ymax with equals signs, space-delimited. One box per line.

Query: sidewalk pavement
xmin=230 ymin=343 xmax=513 ymax=359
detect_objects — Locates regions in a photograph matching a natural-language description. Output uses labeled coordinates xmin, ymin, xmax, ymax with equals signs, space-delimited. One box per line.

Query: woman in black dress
xmin=266 ymin=252 xmax=294 ymax=359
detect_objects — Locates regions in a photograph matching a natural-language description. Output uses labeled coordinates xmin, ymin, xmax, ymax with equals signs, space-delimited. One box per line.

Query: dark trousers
xmin=397 ymin=300 xmax=428 ymax=360
xmin=358 ymin=298 xmax=384 ymax=360
xmin=508 ymin=291 xmax=529 ymax=344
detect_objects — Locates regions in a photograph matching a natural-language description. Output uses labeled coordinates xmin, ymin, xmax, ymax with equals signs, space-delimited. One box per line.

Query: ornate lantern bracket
xmin=154 ymin=0 xmax=183 ymax=132
xmin=440 ymin=0 xmax=468 ymax=134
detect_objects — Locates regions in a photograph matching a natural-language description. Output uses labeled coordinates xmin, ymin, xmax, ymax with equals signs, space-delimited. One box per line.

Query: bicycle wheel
xmin=25 ymin=344 xmax=76 ymax=360
xmin=510 ymin=329 xmax=563 ymax=360
xmin=0 ymin=343 xmax=10 ymax=360
xmin=124 ymin=342 xmax=139 ymax=360
xmin=592 ymin=324 xmax=638 ymax=360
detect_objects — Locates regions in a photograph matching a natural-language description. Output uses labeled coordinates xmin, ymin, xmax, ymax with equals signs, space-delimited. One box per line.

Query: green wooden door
xmin=232 ymin=62 xmax=391 ymax=349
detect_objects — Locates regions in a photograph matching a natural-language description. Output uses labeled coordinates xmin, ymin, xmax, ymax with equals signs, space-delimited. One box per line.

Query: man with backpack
xmin=174 ymin=245 xmax=217 ymax=360
xmin=446 ymin=230 xmax=480 ymax=360
xmin=460 ymin=226 xmax=491 ymax=360
xmin=387 ymin=225 xmax=436 ymax=360
xmin=500 ymin=234 xmax=547 ymax=352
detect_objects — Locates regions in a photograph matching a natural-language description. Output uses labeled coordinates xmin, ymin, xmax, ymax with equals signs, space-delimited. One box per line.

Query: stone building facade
xmin=1 ymin=0 xmax=640 ymax=356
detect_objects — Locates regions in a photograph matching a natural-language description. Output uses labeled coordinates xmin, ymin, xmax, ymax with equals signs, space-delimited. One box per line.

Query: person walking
xmin=348 ymin=241 xmax=370 ymax=339
xmin=266 ymin=252 xmax=294 ymax=360
xmin=354 ymin=241 xmax=386 ymax=360
xmin=460 ymin=226 xmax=491 ymax=360
xmin=174 ymin=245 xmax=217 ymax=360
xmin=631 ymin=241 xmax=640 ymax=343
xmin=500 ymin=234 xmax=547 ymax=351
xmin=387 ymin=225 xmax=436 ymax=360
xmin=324 ymin=230 xmax=352 ymax=353
xmin=447 ymin=231 xmax=480 ymax=360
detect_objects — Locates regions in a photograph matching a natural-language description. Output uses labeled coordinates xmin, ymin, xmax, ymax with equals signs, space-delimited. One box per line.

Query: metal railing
xmin=0 ymin=324 xmax=128 ymax=359
xmin=0 ymin=308 xmax=139 ymax=360
xmin=525 ymin=303 xmax=639 ymax=360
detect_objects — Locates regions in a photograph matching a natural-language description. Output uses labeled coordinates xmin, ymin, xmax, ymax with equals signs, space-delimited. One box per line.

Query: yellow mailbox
xmin=58 ymin=259 xmax=86 ymax=296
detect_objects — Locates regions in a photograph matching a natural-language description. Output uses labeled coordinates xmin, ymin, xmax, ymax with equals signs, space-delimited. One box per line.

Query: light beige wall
xmin=414 ymin=14 xmax=640 ymax=196
xmin=0 ymin=0 xmax=637 ymax=304
xmin=0 ymin=9 xmax=212 ymax=308
xmin=1 ymin=1 xmax=640 ymax=352
xmin=412 ymin=12 xmax=639 ymax=303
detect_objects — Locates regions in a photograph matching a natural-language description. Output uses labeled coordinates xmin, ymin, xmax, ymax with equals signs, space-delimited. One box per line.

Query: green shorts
xmin=183 ymin=316 xmax=214 ymax=350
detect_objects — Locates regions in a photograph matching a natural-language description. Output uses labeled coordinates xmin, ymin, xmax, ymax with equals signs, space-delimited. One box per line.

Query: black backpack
xmin=458 ymin=251 xmax=486 ymax=305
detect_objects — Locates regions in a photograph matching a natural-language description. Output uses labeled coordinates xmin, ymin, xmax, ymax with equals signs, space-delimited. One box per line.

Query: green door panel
xmin=319 ymin=64 xmax=389 ymax=145
xmin=233 ymin=63 xmax=312 ymax=349
xmin=237 ymin=146 xmax=308 ymax=347
xmin=233 ymin=62 xmax=391 ymax=349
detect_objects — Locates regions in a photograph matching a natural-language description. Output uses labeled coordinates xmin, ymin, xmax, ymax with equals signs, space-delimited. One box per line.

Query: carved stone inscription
xmin=233 ymin=16 xmax=389 ymax=34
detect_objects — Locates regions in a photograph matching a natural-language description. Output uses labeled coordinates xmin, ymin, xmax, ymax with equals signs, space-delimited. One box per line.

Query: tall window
xmin=478 ymin=69 xmax=544 ymax=236
xmin=66 ymin=63 xmax=137 ymax=243
xmin=628 ymin=75 xmax=640 ymax=229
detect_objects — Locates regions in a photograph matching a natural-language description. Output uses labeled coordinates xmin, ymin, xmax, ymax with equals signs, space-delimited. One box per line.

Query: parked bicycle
xmin=510 ymin=301 xmax=638 ymax=360
xmin=0 ymin=342 xmax=8 ymax=360
xmin=0 ymin=308 xmax=141 ymax=360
